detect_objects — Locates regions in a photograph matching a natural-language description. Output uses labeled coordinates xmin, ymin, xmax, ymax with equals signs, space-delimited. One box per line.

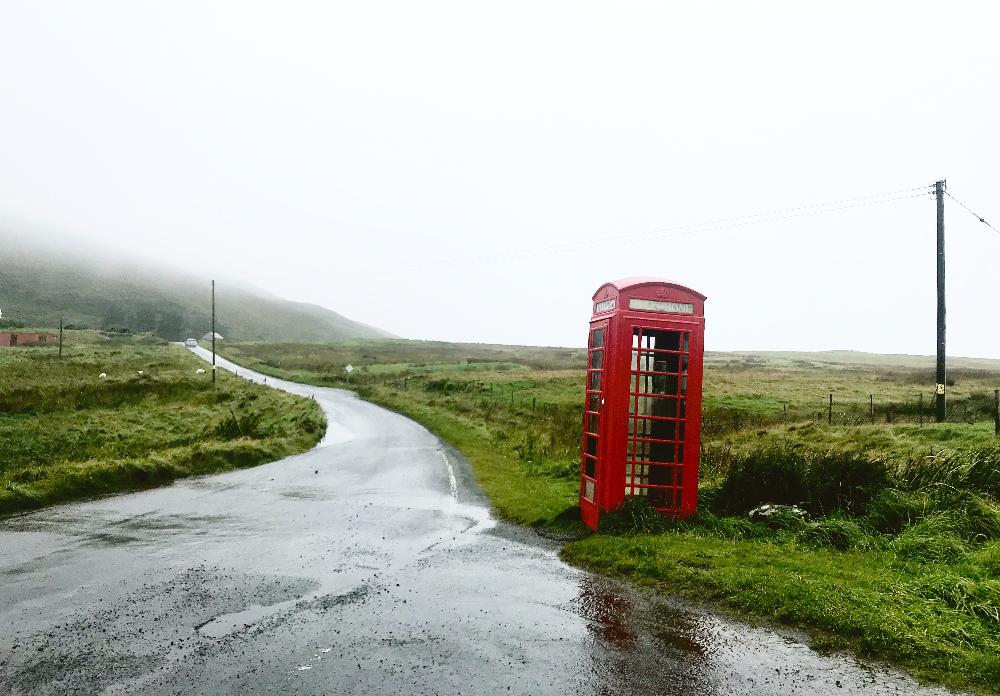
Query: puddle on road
xmin=196 ymin=603 xmax=279 ymax=639
xmin=196 ymin=581 xmax=374 ymax=639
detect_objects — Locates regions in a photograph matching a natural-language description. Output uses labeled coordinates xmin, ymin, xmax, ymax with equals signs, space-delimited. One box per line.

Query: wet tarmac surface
xmin=0 ymin=347 xmax=963 ymax=695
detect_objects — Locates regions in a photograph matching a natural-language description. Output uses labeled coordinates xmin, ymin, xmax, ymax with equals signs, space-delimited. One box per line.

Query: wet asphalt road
xmin=0 ymin=347 xmax=961 ymax=695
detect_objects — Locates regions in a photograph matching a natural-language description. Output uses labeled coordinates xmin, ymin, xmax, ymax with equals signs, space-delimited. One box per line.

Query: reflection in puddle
xmin=577 ymin=576 xmax=638 ymax=645
xmin=577 ymin=576 xmax=708 ymax=657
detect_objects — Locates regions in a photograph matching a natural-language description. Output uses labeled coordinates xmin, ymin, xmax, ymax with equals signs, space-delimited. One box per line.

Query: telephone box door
xmin=626 ymin=324 xmax=698 ymax=515
xmin=579 ymin=319 xmax=608 ymax=529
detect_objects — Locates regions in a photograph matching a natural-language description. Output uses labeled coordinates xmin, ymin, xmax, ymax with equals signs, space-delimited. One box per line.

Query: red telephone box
xmin=580 ymin=278 xmax=706 ymax=531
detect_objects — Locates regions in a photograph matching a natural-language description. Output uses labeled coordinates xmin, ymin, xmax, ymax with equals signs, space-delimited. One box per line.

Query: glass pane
xmin=590 ymin=350 xmax=603 ymax=369
xmin=591 ymin=328 xmax=605 ymax=349
xmin=589 ymin=371 xmax=602 ymax=390
xmin=636 ymin=397 xmax=677 ymax=417
xmin=583 ymin=479 xmax=595 ymax=501
xmin=587 ymin=413 xmax=599 ymax=433
xmin=589 ymin=394 xmax=601 ymax=411
xmin=642 ymin=329 xmax=681 ymax=351
xmin=648 ymin=441 xmax=676 ymax=464
xmin=648 ymin=486 xmax=669 ymax=507
xmin=586 ymin=435 xmax=598 ymax=457
xmin=585 ymin=458 xmax=595 ymax=478
xmin=652 ymin=353 xmax=680 ymax=374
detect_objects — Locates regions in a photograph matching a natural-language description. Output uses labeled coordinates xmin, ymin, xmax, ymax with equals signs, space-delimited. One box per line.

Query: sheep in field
xmin=99 ymin=373 xmax=107 ymax=379
xmin=196 ymin=368 xmax=206 ymax=375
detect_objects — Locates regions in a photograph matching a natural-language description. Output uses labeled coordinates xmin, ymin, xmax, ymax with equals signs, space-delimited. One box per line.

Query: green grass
xmin=220 ymin=339 xmax=1000 ymax=692
xmin=0 ymin=331 xmax=326 ymax=514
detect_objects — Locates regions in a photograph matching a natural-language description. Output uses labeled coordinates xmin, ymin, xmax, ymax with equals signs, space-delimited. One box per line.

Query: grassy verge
xmin=563 ymin=531 xmax=1000 ymax=690
xmin=219 ymin=340 xmax=1000 ymax=693
xmin=0 ymin=331 xmax=325 ymax=515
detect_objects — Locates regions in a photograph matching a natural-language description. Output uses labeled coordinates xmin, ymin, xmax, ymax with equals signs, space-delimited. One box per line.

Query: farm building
xmin=0 ymin=332 xmax=59 ymax=347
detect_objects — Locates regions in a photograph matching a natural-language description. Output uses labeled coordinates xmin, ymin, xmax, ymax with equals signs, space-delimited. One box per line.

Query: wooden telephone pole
xmin=935 ymin=180 xmax=946 ymax=422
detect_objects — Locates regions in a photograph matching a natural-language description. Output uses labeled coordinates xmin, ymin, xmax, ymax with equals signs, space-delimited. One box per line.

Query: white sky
xmin=1 ymin=2 xmax=998 ymax=354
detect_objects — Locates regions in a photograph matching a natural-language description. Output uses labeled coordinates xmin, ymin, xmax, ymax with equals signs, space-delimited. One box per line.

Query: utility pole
xmin=211 ymin=280 xmax=216 ymax=384
xmin=935 ymin=180 xmax=946 ymax=422
xmin=59 ymin=317 xmax=63 ymax=359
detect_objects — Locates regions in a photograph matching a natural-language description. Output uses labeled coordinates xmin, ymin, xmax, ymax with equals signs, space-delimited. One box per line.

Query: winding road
xmin=0 ymin=346 xmax=957 ymax=695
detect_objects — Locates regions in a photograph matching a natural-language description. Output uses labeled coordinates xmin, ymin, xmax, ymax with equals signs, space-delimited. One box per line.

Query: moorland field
xmin=0 ymin=331 xmax=325 ymax=514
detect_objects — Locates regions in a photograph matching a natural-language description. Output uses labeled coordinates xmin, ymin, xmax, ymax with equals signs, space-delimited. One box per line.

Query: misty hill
xmin=0 ymin=230 xmax=393 ymax=342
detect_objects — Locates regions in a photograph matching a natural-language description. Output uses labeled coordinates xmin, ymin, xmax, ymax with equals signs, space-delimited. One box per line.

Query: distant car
xmin=184 ymin=338 xmax=197 ymax=347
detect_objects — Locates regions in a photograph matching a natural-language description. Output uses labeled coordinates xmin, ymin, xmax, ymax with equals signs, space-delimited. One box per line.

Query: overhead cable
xmin=441 ymin=185 xmax=931 ymax=267
xmin=946 ymin=191 xmax=1000 ymax=235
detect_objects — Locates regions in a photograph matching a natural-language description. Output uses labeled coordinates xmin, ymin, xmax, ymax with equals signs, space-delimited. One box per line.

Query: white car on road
xmin=184 ymin=338 xmax=197 ymax=347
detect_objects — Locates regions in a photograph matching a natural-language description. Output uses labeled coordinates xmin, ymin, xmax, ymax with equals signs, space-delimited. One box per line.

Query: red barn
xmin=0 ymin=332 xmax=59 ymax=347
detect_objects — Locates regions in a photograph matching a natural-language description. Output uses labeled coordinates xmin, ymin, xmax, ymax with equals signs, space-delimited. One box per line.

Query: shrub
xmin=971 ymin=542 xmax=1000 ymax=577
xmin=598 ymin=497 xmax=671 ymax=535
xmin=897 ymin=447 xmax=1000 ymax=498
xmin=866 ymin=488 xmax=934 ymax=534
xmin=713 ymin=445 xmax=807 ymax=514
xmin=955 ymin=492 xmax=1000 ymax=542
xmin=804 ymin=452 xmax=887 ymax=516
xmin=892 ymin=515 xmax=969 ymax=564
xmin=694 ymin=511 xmax=763 ymax=540
xmin=796 ymin=516 xmax=870 ymax=551
xmin=214 ymin=410 xmax=263 ymax=439
xmin=905 ymin=571 xmax=1000 ymax=624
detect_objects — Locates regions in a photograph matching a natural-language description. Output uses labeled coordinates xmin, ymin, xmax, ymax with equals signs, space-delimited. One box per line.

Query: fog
xmin=1 ymin=2 xmax=998 ymax=354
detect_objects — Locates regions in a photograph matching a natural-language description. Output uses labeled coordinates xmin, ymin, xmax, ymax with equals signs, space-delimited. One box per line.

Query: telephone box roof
xmin=593 ymin=278 xmax=707 ymax=301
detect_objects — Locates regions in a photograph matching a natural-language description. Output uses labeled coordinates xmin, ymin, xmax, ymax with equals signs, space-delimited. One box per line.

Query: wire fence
xmin=380 ymin=375 xmax=1000 ymax=438
xmin=703 ymin=390 xmax=1000 ymax=436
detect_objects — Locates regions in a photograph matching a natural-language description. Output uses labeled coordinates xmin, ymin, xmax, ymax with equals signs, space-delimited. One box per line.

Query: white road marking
xmin=440 ymin=450 xmax=458 ymax=501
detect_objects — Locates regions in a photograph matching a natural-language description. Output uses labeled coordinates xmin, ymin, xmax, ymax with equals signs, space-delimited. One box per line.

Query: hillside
xmin=0 ymin=227 xmax=393 ymax=342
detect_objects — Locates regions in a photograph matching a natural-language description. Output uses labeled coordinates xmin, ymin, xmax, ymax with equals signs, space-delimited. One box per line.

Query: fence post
xmin=783 ymin=404 xmax=787 ymax=424
xmin=995 ymin=389 xmax=999 ymax=436
xmin=828 ymin=393 xmax=833 ymax=425
xmin=532 ymin=397 xmax=536 ymax=414
xmin=919 ymin=393 xmax=924 ymax=426
xmin=870 ymin=395 xmax=874 ymax=425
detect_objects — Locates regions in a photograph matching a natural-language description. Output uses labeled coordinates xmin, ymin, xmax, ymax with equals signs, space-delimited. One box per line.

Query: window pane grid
xmin=627 ymin=326 xmax=690 ymax=511
xmin=582 ymin=324 xmax=605 ymax=503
